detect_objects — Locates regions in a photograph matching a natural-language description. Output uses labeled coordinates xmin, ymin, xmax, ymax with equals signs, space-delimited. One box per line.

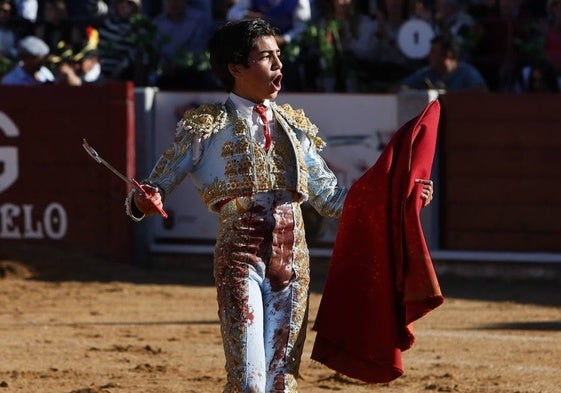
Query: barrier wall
xmin=0 ymin=83 xmax=136 ymax=263
xmin=439 ymin=93 xmax=561 ymax=254
xmin=139 ymin=90 xmax=561 ymax=263
xmin=140 ymin=91 xmax=436 ymax=255
xmin=5 ymin=86 xmax=558 ymax=265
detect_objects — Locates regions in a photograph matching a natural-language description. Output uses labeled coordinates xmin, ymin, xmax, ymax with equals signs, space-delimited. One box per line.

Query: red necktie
xmin=254 ymin=104 xmax=272 ymax=152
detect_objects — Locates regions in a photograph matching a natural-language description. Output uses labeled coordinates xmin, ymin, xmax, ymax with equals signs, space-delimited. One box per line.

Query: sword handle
xmin=131 ymin=179 xmax=169 ymax=219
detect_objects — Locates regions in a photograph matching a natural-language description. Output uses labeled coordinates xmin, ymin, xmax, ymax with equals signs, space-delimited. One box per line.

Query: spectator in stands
xmin=525 ymin=57 xmax=560 ymax=92
xmin=78 ymin=48 xmax=103 ymax=83
xmin=414 ymin=0 xmax=434 ymax=22
xmin=99 ymin=1 xmax=191 ymax=19
xmin=53 ymin=55 xmax=81 ymax=85
xmin=338 ymin=0 xmax=380 ymax=64
xmin=61 ymin=0 xmax=94 ymax=29
xmin=372 ymin=0 xmax=415 ymax=70
xmin=400 ymin=33 xmax=488 ymax=91
xmin=470 ymin=0 xmax=545 ymax=91
xmin=213 ymin=0 xmax=238 ymax=25
xmin=510 ymin=57 xmax=560 ymax=93
xmin=152 ymin=0 xmax=215 ymax=90
xmin=340 ymin=0 xmax=418 ymax=91
xmin=545 ymin=0 xmax=561 ymax=71
xmin=14 ymin=0 xmax=36 ymax=21
xmin=188 ymin=0 xmax=213 ymax=23
xmin=432 ymin=0 xmax=477 ymax=59
xmin=10 ymin=0 xmax=35 ymax=36
xmin=34 ymin=0 xmax=84 ymax=54
xmin=85 ymin=0 xmax=111 ymax=26
xmin=0 ymin=0 xmax=18 ymax=78
xmin=1 ymin=35 xmax=55 ymax=84
xmin=0 ymin=0 xmax=18 ymax=59
xmin=97 ymin=0 xmax=156 ymax=85
xmin=53 ymin=46 xmax=104 ymax=86
xmin=227 ymin=0 xmax=311 ymax=47
xmin=308 ymin=0 xmax=354 ymax=92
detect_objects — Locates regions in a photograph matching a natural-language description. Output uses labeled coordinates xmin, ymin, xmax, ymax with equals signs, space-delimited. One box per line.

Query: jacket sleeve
xmin=304 ymin=140 xmax=348 ymax=219
xmin=125 ymin=128 xmax=198 ymax=221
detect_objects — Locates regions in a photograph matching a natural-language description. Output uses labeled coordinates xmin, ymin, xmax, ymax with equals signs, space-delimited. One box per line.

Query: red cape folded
xmin=311 ymin=99 xmax=445 ymax=383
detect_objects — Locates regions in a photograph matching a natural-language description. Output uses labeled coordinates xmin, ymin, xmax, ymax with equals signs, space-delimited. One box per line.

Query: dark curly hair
xmin=208 ymin=18 xmax=278 ymax=92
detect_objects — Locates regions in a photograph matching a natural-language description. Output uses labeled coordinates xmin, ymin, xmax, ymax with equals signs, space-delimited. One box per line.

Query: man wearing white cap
xmin=1 ymin=35 xmax=55 ymax=85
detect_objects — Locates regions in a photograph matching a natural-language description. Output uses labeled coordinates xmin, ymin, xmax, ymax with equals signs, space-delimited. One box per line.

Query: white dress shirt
xmin=229 ymin=93 xmax=273 ymax=148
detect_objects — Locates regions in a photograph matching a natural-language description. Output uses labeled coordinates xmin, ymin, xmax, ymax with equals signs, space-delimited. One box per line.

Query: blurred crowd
xmin=1 ymin=0 xmax=560 ymax=93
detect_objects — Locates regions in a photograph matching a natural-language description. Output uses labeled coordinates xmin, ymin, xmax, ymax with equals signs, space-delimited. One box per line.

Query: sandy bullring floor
xmin=1 ymin=246 xmax=561 ymax=393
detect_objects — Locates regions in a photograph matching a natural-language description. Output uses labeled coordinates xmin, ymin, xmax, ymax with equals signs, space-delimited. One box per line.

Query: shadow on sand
xmin=2 ymin=243 xmax=561 ymax=308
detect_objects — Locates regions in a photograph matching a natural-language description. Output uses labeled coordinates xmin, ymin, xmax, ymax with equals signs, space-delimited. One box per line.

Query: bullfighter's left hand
xmin=415 ymin=179 xmax=434 ymax=207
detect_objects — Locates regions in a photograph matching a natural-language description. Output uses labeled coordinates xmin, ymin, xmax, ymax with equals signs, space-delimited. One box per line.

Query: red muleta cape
xmin=311 ymin=99 xmax=444 ymax=383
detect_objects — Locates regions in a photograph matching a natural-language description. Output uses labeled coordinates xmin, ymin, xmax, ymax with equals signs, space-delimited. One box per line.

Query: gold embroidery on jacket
xmin=198 ymin=115 xmax=306 ymax=210
xmin=276 ymin=103 xmax=326 ymax=151
xmin=177 ymin=103 xmax=228 ymax=139
xmin=149 ymin=102 xmax=325 ymax=212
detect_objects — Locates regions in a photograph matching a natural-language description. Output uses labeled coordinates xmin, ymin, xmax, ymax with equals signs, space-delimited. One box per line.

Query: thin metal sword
xmin=82 ymin=138 xmax=168 ymax=219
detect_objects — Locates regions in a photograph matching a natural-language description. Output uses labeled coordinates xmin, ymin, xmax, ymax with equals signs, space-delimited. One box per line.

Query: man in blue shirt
xmin=400 ymin=33 xmax=488 ymax=91
xmin=152 ymin=0 xmax=215 ymax=89
xmin=1 ymin=35 xmax=54 ymax=85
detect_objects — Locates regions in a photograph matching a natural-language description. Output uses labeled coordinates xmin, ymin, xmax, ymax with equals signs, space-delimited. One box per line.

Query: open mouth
xmin=272 ymin=74 xmax=283 ymax=90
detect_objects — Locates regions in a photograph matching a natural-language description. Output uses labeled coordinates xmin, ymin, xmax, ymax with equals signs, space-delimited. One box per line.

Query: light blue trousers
xmin=214 ymin=193 xmax=310 ymax=392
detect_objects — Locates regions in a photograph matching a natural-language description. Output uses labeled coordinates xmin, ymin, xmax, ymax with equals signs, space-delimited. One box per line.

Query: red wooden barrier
xmin=439 ymin=93 xmax=561 ymax=253
xmin=0 ymin=82 xmax=136 ymax=263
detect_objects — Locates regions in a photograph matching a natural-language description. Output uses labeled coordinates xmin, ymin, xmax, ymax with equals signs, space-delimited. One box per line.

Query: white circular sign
xmin=397 ymin=19 xmax=435 ymax=59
